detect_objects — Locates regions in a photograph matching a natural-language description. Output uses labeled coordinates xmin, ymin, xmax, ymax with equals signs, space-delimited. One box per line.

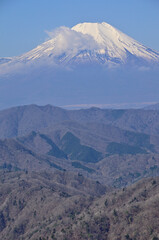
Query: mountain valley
xmin=1 ymin=104 xmax=159 ymax=187
xmin=0 ymin=104 xmax=159 ymax=239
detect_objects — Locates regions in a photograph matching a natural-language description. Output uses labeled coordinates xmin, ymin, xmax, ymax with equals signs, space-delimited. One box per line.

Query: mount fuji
xmin=0 ymin=22 xmax=159 ymax=110
xmin=1 ymin=22 xmax=159 ymax=71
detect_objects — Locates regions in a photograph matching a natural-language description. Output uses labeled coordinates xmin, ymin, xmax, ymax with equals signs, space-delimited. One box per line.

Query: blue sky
xmin=1 ymin=0 xmax=159 ymax=57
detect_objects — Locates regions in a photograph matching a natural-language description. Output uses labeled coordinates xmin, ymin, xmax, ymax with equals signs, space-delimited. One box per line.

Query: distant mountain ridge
xmin=1 ymin=104 xmax=159 ymax=139
xmin=143 ymin=103 xmax=159 ymax=110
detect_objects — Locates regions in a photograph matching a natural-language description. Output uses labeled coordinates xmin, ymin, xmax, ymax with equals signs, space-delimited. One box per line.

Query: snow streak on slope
xmin=16 ymin=26 xmax=100 ymax=65
xmin=0 ymin=22 xmax=159 ymax=71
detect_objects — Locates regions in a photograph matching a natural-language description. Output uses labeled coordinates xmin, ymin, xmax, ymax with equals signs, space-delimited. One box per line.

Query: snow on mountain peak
xmin=72 ymin=22 xmax=117 ymax=45
xmin=72 ymin=22 xmax=159 ymax=63
xmin=1 ymin=22 xmax=159 ymax=71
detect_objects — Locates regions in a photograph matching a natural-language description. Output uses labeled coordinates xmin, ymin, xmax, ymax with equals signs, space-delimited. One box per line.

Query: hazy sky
xmin=1 ymin=0 xmax=159 ymax=57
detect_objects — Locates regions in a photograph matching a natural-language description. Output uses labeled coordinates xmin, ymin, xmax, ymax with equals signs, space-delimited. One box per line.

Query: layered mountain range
xmin=1 ymin=104 xmax=159 ymax=187
xmin=1 ymin=104 xmax=159 ymax=239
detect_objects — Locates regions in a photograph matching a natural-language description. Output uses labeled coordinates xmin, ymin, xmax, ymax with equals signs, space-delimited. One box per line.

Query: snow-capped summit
xmin=1 ymin=22 xmax=159 ymax=69
xmin=0 ymin=22 xmax=159 ymax=111
xmin=72 ymin=22 xmax=159 ymax=64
